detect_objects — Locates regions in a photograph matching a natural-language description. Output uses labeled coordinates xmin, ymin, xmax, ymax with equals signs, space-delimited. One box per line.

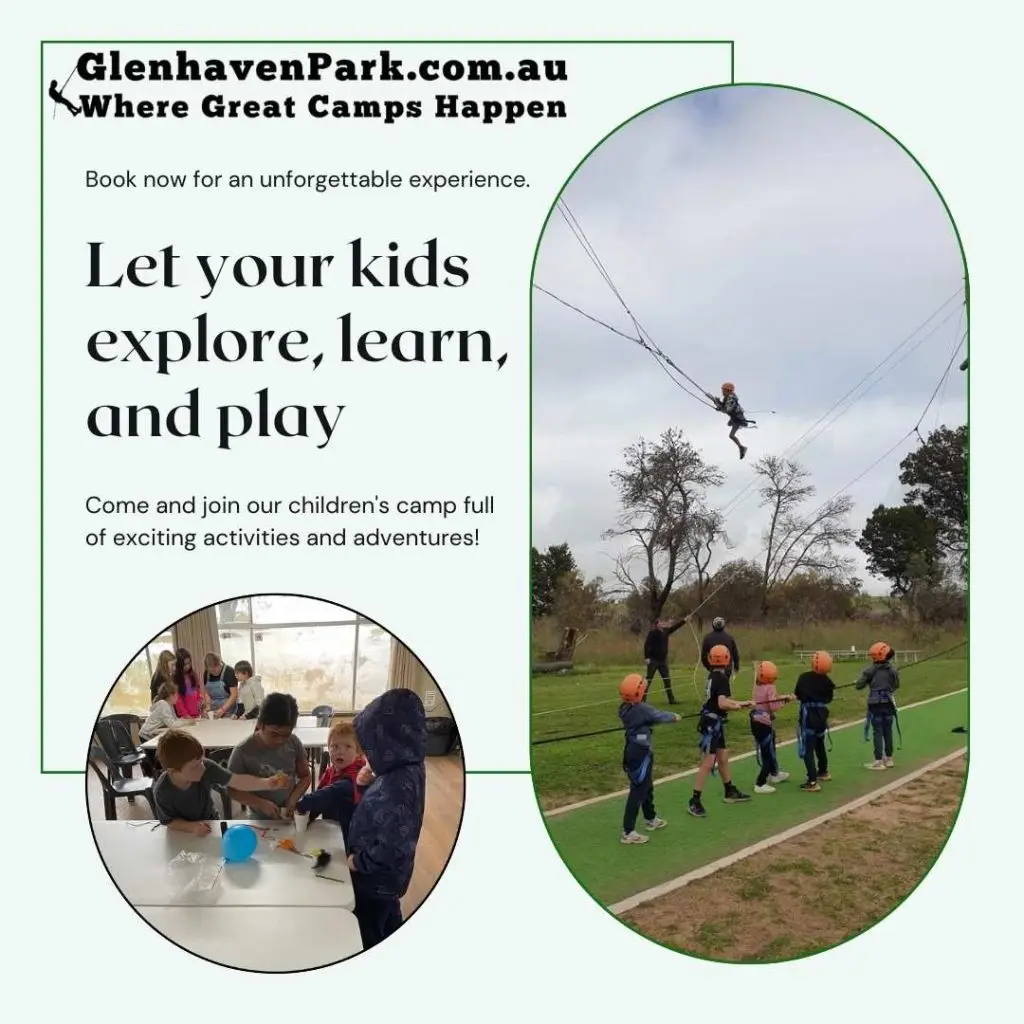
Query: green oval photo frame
xmin=528 ymin=81 xmax=969 ymax=966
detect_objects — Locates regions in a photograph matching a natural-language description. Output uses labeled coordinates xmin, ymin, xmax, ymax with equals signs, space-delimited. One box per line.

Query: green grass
xmin=531 ymin=654 xmax=966 ymax=807
xmin=541 ymin=690 xmax=967 ymax=906
xmin=533 ymin=620 xmax=965 ymax=667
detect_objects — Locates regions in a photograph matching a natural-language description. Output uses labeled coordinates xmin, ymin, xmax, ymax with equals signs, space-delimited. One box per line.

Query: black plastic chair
xmin=94 ymin=719 xmax=147 ymax=783
xmin=102 ymin=713 xmax=144 ymax=742
xmin=88 ymin=745 xmax=157 ymax=820
xmin=311 ymin=705 xmax=334 ymax=727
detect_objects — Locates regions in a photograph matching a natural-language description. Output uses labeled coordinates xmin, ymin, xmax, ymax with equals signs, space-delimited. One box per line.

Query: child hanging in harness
xmin=855 ymin=641 xmax=901 ymax=770
xmin=617 ymin=674 xmax=681 ymax=845
xmin=706 ymin=382 xmax=755 ymax=460
xmin=749 ymin=660 xmax=796 ymax=794
xmin=794 ymin=651 xmax=836 ymax=792
xmin=688 ymin=645 xmax=754 ymax=818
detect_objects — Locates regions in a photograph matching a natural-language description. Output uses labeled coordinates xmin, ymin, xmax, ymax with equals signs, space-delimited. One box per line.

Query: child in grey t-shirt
xmin=226 ymin=692 xmax=311 ymax=820
xmin=153 ymin=729 xmax=288 ymax=835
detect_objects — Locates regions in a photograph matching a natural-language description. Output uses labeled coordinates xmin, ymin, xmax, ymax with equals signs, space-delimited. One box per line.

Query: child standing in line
xmin=617 ymin=674 xmax=681 ymax=845
xmin=688 ymin=645 xmax=754 ymax=817
xmin=855 ymin=641 xmax=901 ymax=770
xmin=750 ymin=661 xmax=796 ymax=794
xmin=794 ymin=651 xmax=836 ymax=792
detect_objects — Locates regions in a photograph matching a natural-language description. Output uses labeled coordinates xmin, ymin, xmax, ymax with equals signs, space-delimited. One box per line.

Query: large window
xmin=102 ymin=597 xmax=392 ymax=716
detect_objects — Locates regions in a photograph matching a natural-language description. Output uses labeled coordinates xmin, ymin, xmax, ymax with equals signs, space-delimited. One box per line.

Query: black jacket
xmin=644 ymin=620 xmax=685 ymax=662
xmin=700 ymin=628 xmax=741 ymax=673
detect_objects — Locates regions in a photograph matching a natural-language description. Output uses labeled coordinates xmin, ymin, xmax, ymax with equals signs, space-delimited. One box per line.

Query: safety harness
xmin=750 ymin=710 xmax=777 ymax=769
xmin=797 ymin=701 xmax=832 ymax=758
xmin=863 ymin=698 xmax=903 ymax=749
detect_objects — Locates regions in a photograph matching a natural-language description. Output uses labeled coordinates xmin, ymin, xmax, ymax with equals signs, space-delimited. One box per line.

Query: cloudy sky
xmin=532 ymin=86 xmax=966 ymax=596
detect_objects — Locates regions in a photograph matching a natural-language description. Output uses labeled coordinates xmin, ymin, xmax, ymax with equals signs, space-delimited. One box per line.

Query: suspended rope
xmin=717 ymin=288 xmax=966 ymax=518
xmin=536 ymin=199 xmax=716 ymax=409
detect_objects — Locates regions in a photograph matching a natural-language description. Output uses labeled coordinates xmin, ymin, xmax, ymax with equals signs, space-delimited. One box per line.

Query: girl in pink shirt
xmin=172 ymin=647 xmax=208 ymax=719
xmin=750 ymin=661 xmax=795 ymax=794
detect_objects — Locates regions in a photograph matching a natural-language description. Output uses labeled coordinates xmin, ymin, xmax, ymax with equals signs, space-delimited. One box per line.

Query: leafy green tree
xmin=857 ymin=504 xmax=942 ymax=595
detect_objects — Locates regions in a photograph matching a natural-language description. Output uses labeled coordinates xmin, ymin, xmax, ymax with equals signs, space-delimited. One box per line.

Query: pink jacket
xmin=751 ymin=682 xmax=786 ymax=726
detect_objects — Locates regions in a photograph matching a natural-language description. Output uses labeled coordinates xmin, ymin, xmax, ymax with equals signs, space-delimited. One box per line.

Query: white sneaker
xmin=883 ymin=757 xmax=894 ymax=768
xmin=644 ymin=817 xmax=667 ymax=831
xmin=768 ymin=772 xmax=790 ymax=783
xmin=865 ymin=760 xmax=886 ymax=770
xmin=754 ymin=783 xmax=776 ymax=794
xmin=621 ymin=831 xmax=649 ymax=844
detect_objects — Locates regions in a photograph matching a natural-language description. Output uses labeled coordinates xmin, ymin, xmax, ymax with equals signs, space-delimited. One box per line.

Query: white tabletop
xmin=141 ymin=718 xmax=328 ymax=751
xmin=137 ymin=906 xmax=363 ymax=971
xmin=94 ymin=819 xmax=354 ymax=910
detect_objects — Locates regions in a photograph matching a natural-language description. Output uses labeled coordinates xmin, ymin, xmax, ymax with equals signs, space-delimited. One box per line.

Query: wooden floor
xmin=86 ymin=754 xmax=466 ymax=917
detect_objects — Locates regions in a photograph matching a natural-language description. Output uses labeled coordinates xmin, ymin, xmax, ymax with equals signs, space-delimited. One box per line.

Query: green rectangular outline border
xmin=39 ymin=37 xmax=736 ymax=774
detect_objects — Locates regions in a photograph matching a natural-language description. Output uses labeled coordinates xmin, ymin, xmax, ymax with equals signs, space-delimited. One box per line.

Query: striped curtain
xmin=173 ymin=605 xmax=220 ymax=666
xmin=388 ymin=639 xmax=451 ymax=717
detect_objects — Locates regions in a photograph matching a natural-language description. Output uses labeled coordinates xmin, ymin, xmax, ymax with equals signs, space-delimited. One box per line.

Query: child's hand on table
xmin=189 ymin=821 xmax=212 ymax=836
xmin=252 ymin=798 xmax=280 ymax=818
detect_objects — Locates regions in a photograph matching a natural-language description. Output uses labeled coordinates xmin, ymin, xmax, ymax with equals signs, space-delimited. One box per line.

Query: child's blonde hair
xmin=328 ymin=720 xmax=360 ymax=751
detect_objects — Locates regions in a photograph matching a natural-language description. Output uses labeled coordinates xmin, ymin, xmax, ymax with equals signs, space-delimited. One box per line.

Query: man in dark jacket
xmin=347 ymin=688 xmax=427 ymax=948
xmin=643 ymin=616 xmax=687 ymax=704
xmin=700 ymin=617 xmax=741 ymax=679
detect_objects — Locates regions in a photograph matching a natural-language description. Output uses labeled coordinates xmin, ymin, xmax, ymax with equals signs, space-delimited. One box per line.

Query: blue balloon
xmin=221 ymin=824 xmax=258 ymax=862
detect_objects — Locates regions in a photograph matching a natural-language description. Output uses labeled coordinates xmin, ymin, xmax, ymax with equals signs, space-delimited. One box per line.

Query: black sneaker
xmin=724 ymin=788 xmax=751 ymax=803
xmin=687 ymin=799 xmax=706 ymax=818
xmin=739 ymin=446 xmax=748 ymax=460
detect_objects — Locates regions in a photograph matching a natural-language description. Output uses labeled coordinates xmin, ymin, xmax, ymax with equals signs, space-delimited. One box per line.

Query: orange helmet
xmin=810 ymin=650 xmax=833 ymax=675
xmin=708 ymin=644 xmax=731 ymax=668
xmin=721 ymin=382 xmax=735 ymax=394
xmin=869 ymin=641 xmax=893 ymax=664
xmin=756 ymin=661 xmax=778 ymax=685
xmin=619 ymin=673 xmax=646 ymax=704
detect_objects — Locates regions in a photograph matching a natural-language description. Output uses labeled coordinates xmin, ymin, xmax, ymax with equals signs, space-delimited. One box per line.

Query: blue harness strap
xmin=863 ymin=702 xmax=903 ymax=750
xmin=627 ymin=751 xmax=653 ymax=786
xmin=699 ymin=712 xmax=724 ymax=757
xmin=750 ymin=711 xmax=776 ymax=768
xmin=798 ymin=701 xmax=831 ymax=758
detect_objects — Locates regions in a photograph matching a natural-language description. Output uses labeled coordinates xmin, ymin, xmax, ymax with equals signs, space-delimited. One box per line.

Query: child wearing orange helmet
xmin=855 ymin=641 xmax=901 ymax=769
xmin=687 ymin=645 xmax=754 ymax=818
xmin=706 ymin=382 xmax=755 ymax=460
xmin=618 ymin=674 xmax=681 ymax=844
xmin=750 ymin=660 xmax=796 ymax=794
xmin=794 ymin=651 xmax=836 ymax=792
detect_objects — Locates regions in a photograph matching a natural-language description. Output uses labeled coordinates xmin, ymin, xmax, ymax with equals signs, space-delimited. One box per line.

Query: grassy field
xmin=620 ymin=753 xmax=966 ymax=963
xmin=531 ymin=649 xmax=967 ymax=809
xmin=533 ymin=620 xmax=966 ymax=668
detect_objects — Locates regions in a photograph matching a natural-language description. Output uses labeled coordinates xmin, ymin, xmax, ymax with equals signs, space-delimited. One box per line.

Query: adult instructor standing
xmin=643 ymin=616 xmax=687 ymax=705
xmin=700 ymin=616 xmax=741 ymax=679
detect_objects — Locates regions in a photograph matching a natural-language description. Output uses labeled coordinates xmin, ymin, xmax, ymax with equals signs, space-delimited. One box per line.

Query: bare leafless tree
xmin=604 ymin=428 xmax=725 ymax=619
xmin=756 ymin=455 xmax=857 ymax=617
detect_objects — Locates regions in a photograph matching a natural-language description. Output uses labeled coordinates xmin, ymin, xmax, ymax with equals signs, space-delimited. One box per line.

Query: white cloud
xmin=531 ymin=86 xmax=966 ymax=595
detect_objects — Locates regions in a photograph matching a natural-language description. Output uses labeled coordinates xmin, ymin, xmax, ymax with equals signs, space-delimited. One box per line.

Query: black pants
xmin=803 ymin=736 xmax=828 ymax=782
xmin=644 ymin=660 xmax=676 ymax=703
xmin=751 ymin=722 xmax=778 ymax=786
xmin=869 ymin=707 xmax=895 ymax=759
xmin=354 ymin=894 xmax=403 ymax=949
xmin=623 ymin=773 xmax=656 ymax=834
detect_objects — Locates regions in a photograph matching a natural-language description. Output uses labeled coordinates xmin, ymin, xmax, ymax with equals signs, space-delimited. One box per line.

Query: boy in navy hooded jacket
xmin=347 ymin=688 xmax=427 ymax=949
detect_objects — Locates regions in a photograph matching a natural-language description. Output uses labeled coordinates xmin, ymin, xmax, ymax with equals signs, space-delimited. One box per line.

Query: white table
xmin=140 ymin=718 xmax=328 ymax=752
xmin=93 ymin=819 xmax=355 ymax=910
xmin=137 ymin=906 xmax=363 ymax=970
